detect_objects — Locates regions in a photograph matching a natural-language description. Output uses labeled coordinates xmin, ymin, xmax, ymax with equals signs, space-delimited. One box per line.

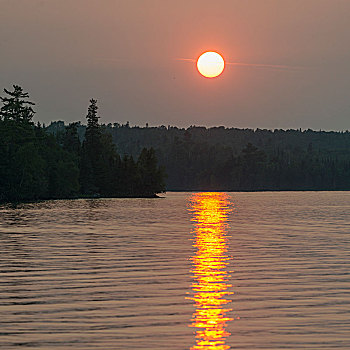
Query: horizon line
xmin=44 ymin=120 xmax=348 ymax=133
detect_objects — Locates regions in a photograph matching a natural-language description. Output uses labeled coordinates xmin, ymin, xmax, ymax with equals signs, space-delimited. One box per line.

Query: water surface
xmin=0 ymin=192 xmax=349 ymax=349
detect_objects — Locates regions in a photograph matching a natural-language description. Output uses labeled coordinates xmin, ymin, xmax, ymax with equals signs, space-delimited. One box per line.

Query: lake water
xmin=0 ymin=192 xmax=349 ymax=349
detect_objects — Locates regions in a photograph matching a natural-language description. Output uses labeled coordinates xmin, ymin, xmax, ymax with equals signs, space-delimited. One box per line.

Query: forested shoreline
xmin=1 ymin=84 xmax=350 ymax=203
xmin=48 ymin=121 xmax=350 ymax=191
xmin=0 ymin=86 xmax=165 ymax=203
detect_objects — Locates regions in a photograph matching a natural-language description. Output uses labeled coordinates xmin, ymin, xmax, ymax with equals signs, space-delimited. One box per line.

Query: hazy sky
xmin=1 ymin=0 xmax=350 ymax=130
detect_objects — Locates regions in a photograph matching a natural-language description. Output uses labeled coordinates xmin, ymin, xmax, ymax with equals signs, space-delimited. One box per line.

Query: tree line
xmin=48 ymin=121 xmax=350 ymax=191
xmin=0 ymin=86 xmax=165 ymax=203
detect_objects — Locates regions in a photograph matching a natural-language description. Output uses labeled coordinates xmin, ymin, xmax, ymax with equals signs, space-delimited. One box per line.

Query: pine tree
xmin=86 ymin=99 xmax=100 ymax=137
xmin=80 ymin=99 xmax=101 ymax=195
xmin=137 ymin=148 xmax=166 ymax=196
xmin=80 ymin=99 xmax=120 ymax=196
xmin=0 ymin=85 xmax=35 ymax=123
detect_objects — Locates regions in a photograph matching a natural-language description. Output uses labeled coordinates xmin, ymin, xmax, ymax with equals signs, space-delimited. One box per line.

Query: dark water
xmin=0 ymin=192 xmax=349 ymax=349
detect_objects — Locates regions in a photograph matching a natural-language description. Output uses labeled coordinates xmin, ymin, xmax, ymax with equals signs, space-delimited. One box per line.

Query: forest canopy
xmin=48 ymin=121 xmax=350 ymax=191
xmin=1 ymin=84 xmax=349 ymax=203
xmin=0 ymin=86 xmax=165 ymax=203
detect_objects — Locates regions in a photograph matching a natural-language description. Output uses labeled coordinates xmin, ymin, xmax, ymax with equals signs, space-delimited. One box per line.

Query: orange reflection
xmin=188 ymin=193 xmax=233 ymax=350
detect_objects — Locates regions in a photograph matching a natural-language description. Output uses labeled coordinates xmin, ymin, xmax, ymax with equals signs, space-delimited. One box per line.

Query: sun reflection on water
xmin=188 ymin=193 xmax=233 ymax=350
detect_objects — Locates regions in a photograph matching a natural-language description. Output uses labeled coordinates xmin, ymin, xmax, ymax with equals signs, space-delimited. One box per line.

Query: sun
xmin=197 ymin=51 xmax=225 ymax=78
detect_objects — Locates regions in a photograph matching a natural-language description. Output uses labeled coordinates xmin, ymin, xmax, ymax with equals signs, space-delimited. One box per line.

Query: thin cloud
xmin=226 ymin=61 xmax=305 ymax=71
xmin=176 ymin=58 xmax=306 ymax=71
xmin=176 ymin=58 xmax=196 ymax=62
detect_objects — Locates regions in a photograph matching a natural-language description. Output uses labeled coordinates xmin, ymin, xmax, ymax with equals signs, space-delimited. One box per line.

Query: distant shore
xmin=0 ymin=193 xmax=164 ymax=206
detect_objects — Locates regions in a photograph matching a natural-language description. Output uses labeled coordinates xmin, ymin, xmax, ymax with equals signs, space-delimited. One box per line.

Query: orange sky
xmin=1 ymin=0 xmax=350 ymax=130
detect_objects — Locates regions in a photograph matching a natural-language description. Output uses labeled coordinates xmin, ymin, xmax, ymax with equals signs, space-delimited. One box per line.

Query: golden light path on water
xmin=188 ymin=193 xmax=234 ymax=350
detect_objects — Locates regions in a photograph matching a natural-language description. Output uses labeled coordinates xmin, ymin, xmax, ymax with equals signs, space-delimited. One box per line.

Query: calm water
xmin=0 ymin=192 xmax=349 ymax=349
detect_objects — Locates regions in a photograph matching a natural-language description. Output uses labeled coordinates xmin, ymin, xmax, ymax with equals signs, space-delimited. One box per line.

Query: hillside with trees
xmin=47 ymin=122 xmax=350 ymax=191
xmin=0 ymin=86 xmax=165 ymax=203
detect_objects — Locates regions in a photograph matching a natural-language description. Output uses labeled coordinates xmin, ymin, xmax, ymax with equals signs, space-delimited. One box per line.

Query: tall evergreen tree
xmin=0 ymin=85 xmax=80 ymax=202
xmin=80 ymin=99 xmax=120 ymax=196
xmin=80 ymin=99 xmax=101 ymax=195
xmin=0 ymin=85 xmax=35 ymax=123
xmin=85 ymin=99 xmax=100 ymax=139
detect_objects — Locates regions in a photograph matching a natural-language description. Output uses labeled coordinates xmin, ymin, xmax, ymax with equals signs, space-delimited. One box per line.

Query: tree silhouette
xmin=0 ymin=85 xmax=35 ymax=123
xmin=0 ymin=86 xmax=80 ymax=202
xmin=137 ymin=148 xmax=166 ymax=196
xmin=0 ymin=86 xmax=166 ymax=202
xmin=80 ymin=99 xmax=102 ymax=195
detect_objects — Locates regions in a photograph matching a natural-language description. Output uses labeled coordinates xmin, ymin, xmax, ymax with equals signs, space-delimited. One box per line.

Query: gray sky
xmin=1 ymin=0 xmax=350 ymax=130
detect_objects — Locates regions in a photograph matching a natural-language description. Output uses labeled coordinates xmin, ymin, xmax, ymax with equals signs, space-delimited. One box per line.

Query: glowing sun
xmin=197 ymin=51 xmax=225 ymax=78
